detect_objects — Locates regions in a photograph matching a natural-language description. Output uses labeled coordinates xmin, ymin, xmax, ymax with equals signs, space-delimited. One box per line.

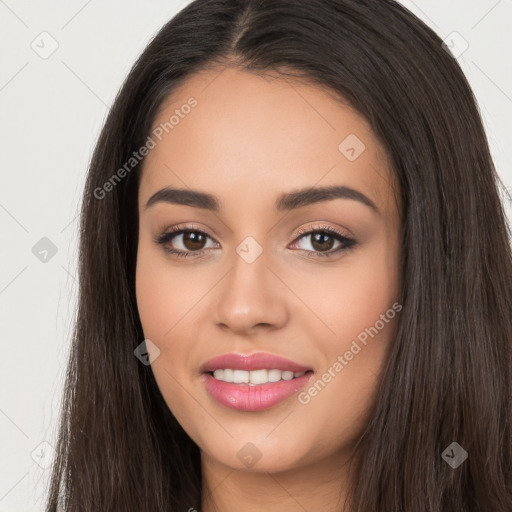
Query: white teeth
xmin=233 ymin=369 xmax=249 ymax=383
xmin=211 ymin=369 xmax=307 ymax=385
xmin=268 ymin=369 xmax=282 ymax=382
xmin=250 ymin=369 xmax=268 ymax=384
xmin=223 ymin=369 xmax=234 ymax=382
xmin=213 ymin=369 xmax=224 ymax=381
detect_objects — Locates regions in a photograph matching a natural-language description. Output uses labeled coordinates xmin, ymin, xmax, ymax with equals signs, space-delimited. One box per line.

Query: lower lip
xmin=202 ymin=372 xmax=314 ymax=411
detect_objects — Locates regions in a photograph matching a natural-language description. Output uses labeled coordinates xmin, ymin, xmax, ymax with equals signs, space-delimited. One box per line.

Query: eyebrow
xmin=145 ymin=185 xmax=379 ymax=214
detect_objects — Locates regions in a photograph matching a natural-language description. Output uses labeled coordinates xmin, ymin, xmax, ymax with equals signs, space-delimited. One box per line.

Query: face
xmin=135 ymin=67 xmax=401 ymax=476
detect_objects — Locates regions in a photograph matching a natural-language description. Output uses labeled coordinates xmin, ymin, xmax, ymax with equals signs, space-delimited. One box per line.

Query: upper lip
xmin=200 ymin=352 xmax=313 ymax=373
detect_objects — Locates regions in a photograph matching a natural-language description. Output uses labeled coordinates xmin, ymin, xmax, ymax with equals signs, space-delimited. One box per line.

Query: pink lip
xmin=200 ymin=352 xmax=312 ymax=373
xmin=202 ymin=372 xmax=314 ymax=411
xmin=200 ymin=352 xmax=314 ymax=411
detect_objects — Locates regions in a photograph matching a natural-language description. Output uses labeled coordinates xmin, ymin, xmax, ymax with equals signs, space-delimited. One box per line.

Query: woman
xmin=46 ymin=0 xmax=512 ymax=510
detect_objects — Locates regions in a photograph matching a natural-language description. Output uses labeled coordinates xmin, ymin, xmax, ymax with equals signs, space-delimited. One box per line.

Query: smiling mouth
xmin=207 ymin=369 xmax=315 ymax=386
xmin=202 ymin=369 xmax=315 ymax=412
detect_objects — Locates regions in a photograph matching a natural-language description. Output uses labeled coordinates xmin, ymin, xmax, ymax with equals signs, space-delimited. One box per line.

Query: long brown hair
xmin=45 ymin=0 xmax=512 ymax=510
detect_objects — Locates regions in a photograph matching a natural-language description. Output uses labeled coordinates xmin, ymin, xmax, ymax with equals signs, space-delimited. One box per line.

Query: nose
xmin=212 ymin=247 xmax=289 ymax=336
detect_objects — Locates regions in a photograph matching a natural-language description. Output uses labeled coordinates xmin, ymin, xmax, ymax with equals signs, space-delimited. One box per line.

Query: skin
xmin=135 ymin=67 xmax=402 ymax=512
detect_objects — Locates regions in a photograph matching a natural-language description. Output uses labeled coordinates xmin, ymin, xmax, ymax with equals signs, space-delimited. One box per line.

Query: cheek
xmin=135 ymin=261 xmax=169 ymax=340
xmin=295 ymin=238 xmax=400 ymax=423
xmin=135 ymin=244 xmax=195 ymax=339
xmin=293 ymin=240 xmax=400 ymax=347
xmin=135 ymin=243 xmax=185 ymax=380
xmin=135 ymin=252 xmax=201 ymax=425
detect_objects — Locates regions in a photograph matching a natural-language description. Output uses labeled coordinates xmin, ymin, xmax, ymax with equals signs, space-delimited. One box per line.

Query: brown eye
xmin=180 ymin=231 xmax=207 ymax=251
xmin=154 ymin=227 xmax=218 ymax=258
xmin=309 ymin=232 xmax=336 ymax=252
xmin=290 ymin=226 xmax=357 ymax=258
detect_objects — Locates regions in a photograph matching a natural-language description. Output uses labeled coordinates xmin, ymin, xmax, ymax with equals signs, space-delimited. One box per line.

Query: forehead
xmin=139 ymin=67 xmax=397 ymax=216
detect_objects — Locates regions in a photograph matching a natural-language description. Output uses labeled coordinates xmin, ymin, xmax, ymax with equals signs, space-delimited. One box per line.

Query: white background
xmin=0 ymin=1 xmax=511 ymax=510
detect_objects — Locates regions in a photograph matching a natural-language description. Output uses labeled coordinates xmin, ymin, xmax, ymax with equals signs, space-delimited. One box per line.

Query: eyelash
xmin=153 ymin=223 xmax=357 ymax=260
